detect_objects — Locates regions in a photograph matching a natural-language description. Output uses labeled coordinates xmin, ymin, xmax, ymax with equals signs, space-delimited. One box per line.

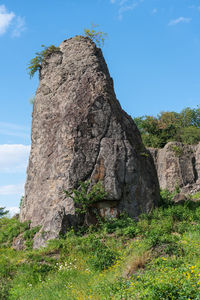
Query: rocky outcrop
xmin=149 ymin=142 xmax=200 ymax=193
xmin=20 ymin=36 xmax=160 ymax=248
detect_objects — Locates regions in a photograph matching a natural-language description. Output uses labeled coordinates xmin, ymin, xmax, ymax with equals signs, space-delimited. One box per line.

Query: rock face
xmin=20 ymin=36 xmax=160 ymax=248
xmin=149 ymin=142 xmax=200 ymax=193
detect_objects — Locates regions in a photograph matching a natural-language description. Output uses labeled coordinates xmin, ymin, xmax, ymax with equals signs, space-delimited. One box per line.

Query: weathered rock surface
xmin=149 ymin=142 xmax=200 ymax=193
xmin=12 ymin=233 xmax=25 ymax=251
xmin=20 ymin=36 xmax=160 ymax=248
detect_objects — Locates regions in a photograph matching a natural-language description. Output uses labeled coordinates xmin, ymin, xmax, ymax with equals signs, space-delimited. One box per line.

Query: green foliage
xmin=23 ymin=226 xmax=41 ymax=249
xmin=19 ymin=196 xmax=24 ymax=208
xmin=27 ymin=44 xmax=60 ymax=78
xmin=0 ymin=217 xmax=41 ymax=250
xmin=84 ymin=24 xmax=107 ymax=47
xmin=81 ymin=235 xmax=117 ymax=271
xmin=101 ymin=213 xmax=138 ymax=237
xmin=180 ymin=126 xmax=200 ymax=144
xmin=64 ymin=180 xmax=107 ymax=215
xmin=29 ymin=97 xmax=35 ymax=105
xmin=134 ymin=106 xmax=200 ymax=148
xmin=1 ymin=190 xmax=200 ymax=299
xmin=170 ymin=144 xmax=183 ymax=157
xmin=0 ymin=207 xmax=8 ymax=218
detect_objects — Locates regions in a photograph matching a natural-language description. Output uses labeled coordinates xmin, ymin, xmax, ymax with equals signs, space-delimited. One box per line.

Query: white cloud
xmin=7 ymin=206 xmax=20 ymax=217
xmin=110 ymin=0 xmax=144 ymax=20
xmin=0 ymin=4 xmax=25 ymax=37
xmin=168 ymin=17 xmax=191 ymax=26
xmin=0 ymin=183 xmax=24 ymax=195
xmin=12 ymin=16 xmax=26 ymax=37
xmin=118 ymin=2 xmax=138 ymax=19
xmin=0 ymin=4 xmax=15 ymax=35
xmin=0 ymin=144 xmax=30 ymax=173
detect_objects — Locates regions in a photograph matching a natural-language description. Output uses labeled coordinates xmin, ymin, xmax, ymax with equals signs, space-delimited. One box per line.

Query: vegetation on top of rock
xmin=83 ymin=24 xmax=107 ymax=47
xmin=27 ymin=45 xmax=60 ymax=78
xmin=134 ymin=106 xmax=200 ymax=148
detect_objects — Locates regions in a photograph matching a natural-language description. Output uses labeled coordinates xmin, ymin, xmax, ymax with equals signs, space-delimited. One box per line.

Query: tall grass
xmin=1 ymin=192 xmax=200 ymax=299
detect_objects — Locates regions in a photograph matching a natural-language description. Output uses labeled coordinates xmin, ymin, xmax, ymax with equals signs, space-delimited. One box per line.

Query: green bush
xmin=27 ymin=44 xmax=60 ymax=78
xmin=134 ymin=106 xmax=200 ymax=148
xmin=0 ymin=207 xmax=8 ymax=218
xmin=64 ymin=180 xmax=107 ymax=216
xmin=84 ymin=24 xmax=107 ymax=47
xmin=101 ymin=213 xmax=137 ymax=237
xmin=0 ymin=217 xmax=29 ymax=247
xmin=84 ymin=235 xmax=117 ymax=271
xmin=170 ymin=144 xmax=183 ymax=157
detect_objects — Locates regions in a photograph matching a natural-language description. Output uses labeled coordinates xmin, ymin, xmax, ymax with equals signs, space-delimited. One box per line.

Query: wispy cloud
xmin=7 ymin=206 xmax=20 ymax=217
xmin=0 ymin=122 xmax=30 ymax=138
xmin=152 ymin=8 xmax=157 ymax=15
xmin=12 ymin=16 xmax=26 ymax=37
xmin=110 ymin=0 xmax=144 ymax=20
xmin=0 ymin=183 xmax=24 ymax=196
xmin=168 ymin=17 xmax=191 ymax=26
xmin=0 ymin=144 xmax=30 ymax=173
xmin=0 ymin=4 xmax=25 ymax=37
xmin=0 ymin=5 xmax=15 ymax=35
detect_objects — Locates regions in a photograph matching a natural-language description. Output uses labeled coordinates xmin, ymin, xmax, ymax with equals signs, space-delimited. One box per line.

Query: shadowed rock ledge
xmin=20 ymin=36 xmax=160 ymax=248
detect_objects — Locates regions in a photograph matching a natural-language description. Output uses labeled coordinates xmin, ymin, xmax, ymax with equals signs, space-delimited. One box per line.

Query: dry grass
xmin=123 ymin=250 xmax=151 ymax=278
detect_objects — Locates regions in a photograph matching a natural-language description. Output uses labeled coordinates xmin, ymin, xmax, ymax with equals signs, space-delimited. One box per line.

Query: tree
xmin=84 ymin=24 xmax=107 ymax=48
xmin=0 ymin=207 xmax=8 ymax=218
xmin=180 ymin=126 xmax=200 ymax=144
xmin=133 ymin=106 xmax=200 ymax=148
xmin=27 ymin=45 xmax=60 ymax=78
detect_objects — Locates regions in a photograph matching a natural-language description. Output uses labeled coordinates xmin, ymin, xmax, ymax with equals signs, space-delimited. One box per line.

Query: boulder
xmin=12 ymin=233 xmax=25 ymax=251
xmin=149 ymin=141 xmax=200 ymax=194
xmin=20 ymin=36 xmax=160 ymax=248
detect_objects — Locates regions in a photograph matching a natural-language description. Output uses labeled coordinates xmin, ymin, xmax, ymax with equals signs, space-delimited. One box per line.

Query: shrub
xmin=84 ymin=235 xmax=117 ymax=271
xmin=101 ymin=213 xmax=137 ymax=237
xmin=0 ymin=207 xmax=8 ymax=218
xmin=64 ymin=181 xmax=107 ymax=216
xmin=84 ymin=24 xmax=107 ymax=47
xmin=170 ymin=144 xmax=183 ymax=157
xmin=0 ymin=218 xmax=30 ymax=247
xmin=27 ymin=44 xmax=60 ymax=78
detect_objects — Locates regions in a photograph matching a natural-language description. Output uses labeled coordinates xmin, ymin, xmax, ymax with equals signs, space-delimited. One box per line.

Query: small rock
xmin=12 ymin=233 xmax=25 ymax=251
xmin=173 ymin=193 xmax=187 ymax=204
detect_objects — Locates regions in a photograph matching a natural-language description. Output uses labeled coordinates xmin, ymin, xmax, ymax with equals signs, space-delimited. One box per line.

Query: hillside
xmin=1 ymin=191 xmax=200 ymax=299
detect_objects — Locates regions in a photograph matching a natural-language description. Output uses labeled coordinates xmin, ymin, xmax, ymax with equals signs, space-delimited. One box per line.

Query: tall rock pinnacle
xmin=20 ymin=36 xmax=160 ymax=248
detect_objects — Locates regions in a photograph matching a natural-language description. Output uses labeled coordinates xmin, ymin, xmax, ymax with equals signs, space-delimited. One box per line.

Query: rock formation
xmin=20 ymin=36 xmax=160 ymax=248
xmin=149 ymin=141 xmax=200 ymax=193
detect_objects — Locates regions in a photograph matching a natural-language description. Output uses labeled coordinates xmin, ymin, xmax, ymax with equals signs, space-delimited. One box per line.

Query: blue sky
xmin=0 ymin=0 xmax=200 ymax=213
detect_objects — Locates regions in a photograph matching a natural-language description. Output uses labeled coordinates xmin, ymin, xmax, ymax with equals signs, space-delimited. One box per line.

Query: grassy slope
xmin=1 ymin=192 xmax=200 ymax=299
